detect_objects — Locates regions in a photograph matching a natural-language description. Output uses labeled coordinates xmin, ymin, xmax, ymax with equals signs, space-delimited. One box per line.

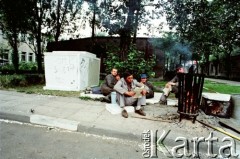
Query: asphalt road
xmin=1 ymin=120 xmax=238 ymax=159
xmin=0 ymin=120 xmax=143 ymax=159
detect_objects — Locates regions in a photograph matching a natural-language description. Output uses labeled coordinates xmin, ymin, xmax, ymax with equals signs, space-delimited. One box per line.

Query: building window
xmin=0 ymin=49 xmax=9 ymax=64
xmin=28 ymin=53 xmax=33 ymax=62
xmin=3 ymin=49 xmax=9 ymax=61
xmin=21 ymin=52 xmax=26 ymax=62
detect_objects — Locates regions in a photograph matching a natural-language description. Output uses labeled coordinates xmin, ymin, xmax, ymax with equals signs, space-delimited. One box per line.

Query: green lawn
xmin=202 ymin=80 xmax=240 ymax=94
xmin=151 ymin=79 xmax=240 ymax=94
xmin=3 ymin=85 xmax=81 ymax=97
xmin=1 ymin=79 xmax=239 ymax=97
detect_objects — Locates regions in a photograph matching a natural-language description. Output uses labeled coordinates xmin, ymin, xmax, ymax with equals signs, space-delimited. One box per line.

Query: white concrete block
xmin=44 ymin=51 xmax=100 ymax=91
xmin=202 ymin=92 xmax=231 ymax=102
xmin=124 ymin=106 xmax=135 ymax=113
xmin=80 ymin=92 xmax=104 ymax=99
xmin=146 ymin=92 xmax=162 ymax=104
xmin=232 ymin=94 xmax=240 ymax=121
xmin=105 ymin=104 xmax=122 ymax=114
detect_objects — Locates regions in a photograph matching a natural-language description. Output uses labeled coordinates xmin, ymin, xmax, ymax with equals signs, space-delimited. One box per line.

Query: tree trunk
xmin=36 ymin=35 xmax=43 ymax=73
xmin=91 ymin=4 xmax=96 ymax=41
xmin=119 ymin=1 xmax=136 ymax=60
xmin=119 ymin=29 xmax=131 ymax=60
xmin=12 ymin=32 xmax=19 ymax=73
xmin=36 ymin=13 xmax=43 ymax=73
xmin=55 ymin=0 xmax=61 ymax=42
xmin=225 ymin=53 xmax=231 ymax=79
xmin=133 ymin=9 xmax=139 ymax=44
xmin=179 ymin=54 xmax=182 ymax=65
xmin=204 ymin=52 xmax=210 ymax=76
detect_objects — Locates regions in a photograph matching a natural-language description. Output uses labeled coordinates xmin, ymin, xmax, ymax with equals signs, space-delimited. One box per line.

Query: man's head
xmin=123 ymin=72 xmax=133 ymax=84
xmin=176 ymin=64 xmax=184 ymax=73
xmin=140 ymin=74 xmax=147 ymax=83
xmin=111 ymin=68 xmax=118 ymax=76
xmin=116 ymin=73 xmax=120 ymax=80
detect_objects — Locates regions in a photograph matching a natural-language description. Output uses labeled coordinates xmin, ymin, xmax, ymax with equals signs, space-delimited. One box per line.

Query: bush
xmin=0 ymin=63 xmax=15 ymax=74
xmin=104 ymin=44 xmax=156 ymax=79
xmin=0 ymin=62 xmax=38 ymax=74
xmin=0 ymin=74 xmax=45 ymax=88
xmin=19 ymin=62 xmax=38 ymax=71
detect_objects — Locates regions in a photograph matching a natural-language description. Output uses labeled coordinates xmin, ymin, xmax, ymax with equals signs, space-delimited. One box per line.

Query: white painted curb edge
xmin=30 ymin=114 xmax=79 ymax=131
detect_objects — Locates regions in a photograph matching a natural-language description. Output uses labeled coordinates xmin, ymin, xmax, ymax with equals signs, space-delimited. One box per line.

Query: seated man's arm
xmin=147 ymin=82 xmax=154 ymax=91
xmin=114 ymin=80 xmax=127 ymax=95
xmin=114 ymin=80 xmax=136 ymax=97
xmin=106 ymin=75 xmax=116 ymax=88
xmin=134 ymin=80 xmax=147 ymax=96
xmin=168 ymin=76 xmax=178 ymax=86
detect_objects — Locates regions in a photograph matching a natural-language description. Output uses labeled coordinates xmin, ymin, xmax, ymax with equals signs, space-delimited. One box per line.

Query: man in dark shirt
xmin=159 ymin=64 xmax=184 ymax=104
xmin=101 ymin=68 xmax=119 ymax=98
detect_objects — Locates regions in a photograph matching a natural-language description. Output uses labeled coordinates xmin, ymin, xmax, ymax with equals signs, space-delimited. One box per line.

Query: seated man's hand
xmin=141 ymin=89 xmax=147 ymax=96
xmin=167 ymin=82 xmax=176 ymax=86
xmin=124 ymin=91 xmax=136 ymax=97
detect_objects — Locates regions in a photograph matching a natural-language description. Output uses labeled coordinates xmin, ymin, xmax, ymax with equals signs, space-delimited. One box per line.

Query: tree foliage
xmin=46 ymin=0 xmax=84 ymax=42
xmin=1 ymin=0 xmax=84 ymax=73
xmin=0 ymin=0 xmax=32 ymax=72
xmin=104 ymin=44 xmax=156 ymax=78
xmin=99 ymin=0 xmax=164 ymax=59
xmin=163 ymin=0 xmax=240 ymax=77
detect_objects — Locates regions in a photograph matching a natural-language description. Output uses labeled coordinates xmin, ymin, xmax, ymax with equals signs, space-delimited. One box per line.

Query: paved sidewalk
xmin=1 ymin=90 xmax=240 ymax=152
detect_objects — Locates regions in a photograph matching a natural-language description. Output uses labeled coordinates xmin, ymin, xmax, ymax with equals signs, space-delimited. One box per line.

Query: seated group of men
xmin=100 ymin=65 xmax=184 ymax=118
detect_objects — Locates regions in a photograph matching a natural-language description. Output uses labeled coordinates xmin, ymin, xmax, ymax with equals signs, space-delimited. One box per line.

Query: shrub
xmin=0 ymin=63 xmax=14 ymax=71
xmin=19 ymin=62 xmax=38 ymax=71
xmin=0 ymin=62 xmax=38 ymax=74
xmin=0 ymin=74 xmax=44 ymax=88
xmin=0 ymin=75 xmax=26 ymax=88
xmin=104 ymin=44 xmax=156 ymax=79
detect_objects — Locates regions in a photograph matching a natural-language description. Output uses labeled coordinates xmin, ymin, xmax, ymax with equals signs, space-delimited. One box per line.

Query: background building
xmin=0 ymin=30 xmax=36 ymax=65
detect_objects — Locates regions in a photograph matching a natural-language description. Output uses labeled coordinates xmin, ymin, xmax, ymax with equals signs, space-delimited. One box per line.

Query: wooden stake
xmin=131 ymin=115 xmax=173 ymax=123
xmin=197 ymin=119 xmax=240 ymax=141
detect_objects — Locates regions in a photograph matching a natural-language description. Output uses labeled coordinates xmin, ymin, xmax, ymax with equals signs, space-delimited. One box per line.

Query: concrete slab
xmin=30 ymin=114 xmax=79 ymax=131
xmin=80 ymin=92 xmax=163 ymax=105
xmin=146 ymin=92 xmax=162 ymax=104
xmin=80 ymin=92 xmax=104 ymax=99
xmin=232 ymin=94 xmax=240 ymax=122
xmin=202 ymin=92 xmax=231 ymax=101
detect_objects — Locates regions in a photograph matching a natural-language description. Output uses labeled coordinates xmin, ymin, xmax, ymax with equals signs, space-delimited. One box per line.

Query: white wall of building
xmin=0 ymin=30 xmax=36 ymax=64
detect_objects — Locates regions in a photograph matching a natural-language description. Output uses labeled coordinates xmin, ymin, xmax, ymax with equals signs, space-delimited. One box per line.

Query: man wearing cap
xmin=139 ymin=74 xmax=154 ymax=99
xmin=159 ymin=64 xmax=184 ymax=105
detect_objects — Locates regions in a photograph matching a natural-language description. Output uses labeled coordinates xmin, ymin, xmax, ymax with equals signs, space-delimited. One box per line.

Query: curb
xmin=30 ymin=114 xmax=79 ymax=131
xmin=0 ymin=112 xmax=30 ymax=123
xmin=77 ymin=124 xmax=140 ymax=141
xmin=0 ymin=111 xmax=140 ymax=141
xmin=0 ymin=111 xmax=226 ymax=156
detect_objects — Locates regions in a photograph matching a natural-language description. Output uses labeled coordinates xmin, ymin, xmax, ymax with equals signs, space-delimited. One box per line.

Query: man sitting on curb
xmin=114 ymin=72 xmax=147 ymax=118
xmin=100 ymin=68 xmax=119 ymax=102
xmin=139 ymin=74 xmax=154 ymax=99
xmin=159 ymin=64 xmax=185 ymax=105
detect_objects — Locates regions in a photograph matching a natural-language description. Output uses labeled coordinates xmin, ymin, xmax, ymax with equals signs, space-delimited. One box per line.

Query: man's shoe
xmin=135 ymin=109 xmax=146 ymax=116
xmin=101 ymin=96 xmax=111 ymax=103
xmin=159 ymin=100 xmax=167 ymax=105
xmin=122 ymin=110 xmax=128 ymax=118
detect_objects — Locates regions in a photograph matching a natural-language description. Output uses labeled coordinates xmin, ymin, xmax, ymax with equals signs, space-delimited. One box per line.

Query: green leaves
xmin=104 ymin=44 xmax=156 ymax=78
